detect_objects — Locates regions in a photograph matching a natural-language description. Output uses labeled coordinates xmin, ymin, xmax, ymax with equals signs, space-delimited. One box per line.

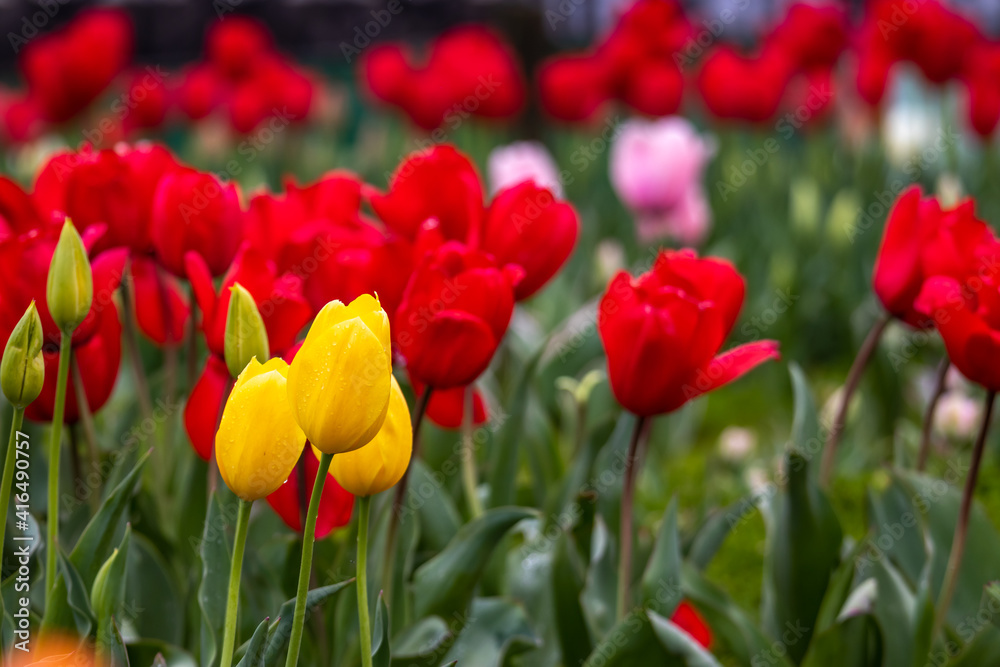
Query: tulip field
xmin=5 ymin=1 xmax=1000 ymax=666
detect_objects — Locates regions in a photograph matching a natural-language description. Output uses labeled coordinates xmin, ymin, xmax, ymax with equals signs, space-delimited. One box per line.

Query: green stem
xmin=285 ymin=452 xmax=332 ymax=667
xmin=933 ymin=390 xmax=996 ymax=638
xmin=461 ymin=386 xmax=483 ymax=519
xmin=356 ymin=495 xmax=373 ymax=667
xmin=617 ymin=415 xmax=648 ymax=623
xmin=45 ymin=332 xmax=72 ymax=605
xmin=220 ymin=498 xmax=253 ymax=667
xmin=0 ymin=407 xmax=25 ymax=623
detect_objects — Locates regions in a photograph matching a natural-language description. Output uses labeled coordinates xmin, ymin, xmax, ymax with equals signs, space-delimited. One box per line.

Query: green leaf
xmin=70 ymin=448 xmax=152 ymax=587
xmin=681 ymin=565 xmax=792 ymax=667
xmin=948 ymin=626 xmax=1000 ymax=666
xmin=412 ymin=507 xmax=535 ymax=619
xmin=686 ymin=501 xmax=740 ymax=571
xmin=552 ymin=531 xmax=593 ymax=667
xmin=440 ymin=597 xmax=540 ymax=667
xmin=198 ymin=492 xmax=233 ymax=667
xmin=580 ymin=516 xmax=617 ymax=641
xmin=126 ymin=534 xmax=184 ymax=644
xmin=372 ymin=592 xmax=391 ymax=667
xmin=581 ymin=609 xmax=671 ymax=667
xmin=800 ymin=614 xmax=883 ymax=667
xmin=235 ymin=617 xmax=270 ymax=667
xmin=39 ymin=551 xmax=94 ymax=637
xmin=761 ymin=449 xmax=842 ymax=664
xmin=409 ymin=459 xmax=461 ymax=552
xmin=263 ymin=579 xmax=354 ymax=666
xmin=987 ymin=583 xmax=1000 ymax=632
xmin=641 ymin=497 xmax=682 ymax=616
xmin=648 ymin=610 xmax=724 ymax=666
xmin=390 ymin=616 xmax=454 ymax=667
xmin=488 ymin=344 xmax=544 ymax=508
xmin=871 ymin=556 xmax=918 ymax=666
xmin=104 ymin=616 xmax=131 ymax=667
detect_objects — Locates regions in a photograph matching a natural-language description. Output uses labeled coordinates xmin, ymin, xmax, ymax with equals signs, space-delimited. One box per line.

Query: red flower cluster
xmin=598 ymin=249 xmax=779 ymax=416
xmin=178 ymin=16 xmax=314 ymax=133
xmin=361 ymin=25 xmax=526 ymax=130
xmin=696 ymin=3 xmax=845 ymax=124
xmin=873 ymin=187 xmax=997 ymax=328
xmin=0 ymin=192 xmax=126 ymax=423
xmin=539 ymin=0 xmax=691 ymax=121
xmin=374 ymin=146 xmax=578 ymax=393
xmin=857 ymin=0 xmax=979 ymax=105
xmin=3 ymin=9 xmax=132 ymax=140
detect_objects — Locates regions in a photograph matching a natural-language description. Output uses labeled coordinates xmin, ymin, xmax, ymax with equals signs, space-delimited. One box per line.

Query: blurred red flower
xmin=394 ymin=240 xmax=522 ymax=389
xmin=598 ymin=249 xmax=779 ymax=416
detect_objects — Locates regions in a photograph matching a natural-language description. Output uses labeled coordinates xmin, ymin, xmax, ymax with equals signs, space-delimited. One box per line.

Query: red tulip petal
xmin=677 ymin=340 xmax=781 ymax=409
xmin=183 ymin=355 xmax=231 ymax=461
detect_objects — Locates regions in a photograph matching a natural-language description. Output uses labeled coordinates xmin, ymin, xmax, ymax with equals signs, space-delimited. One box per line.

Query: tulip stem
xmin=461 ymin=386 xmax=483 ymax=519
xmin=383 ymin=388 xmax=432 ymax=608
xmin=618 ymin=415 xmax=649 ymax=623
xmin=917 ymin=358 xmax=950 ymax=472
xmin=119 ymin=267 xmax=154 ymax=422
xmin=0 ymin=407 xmax=25 ymax=622
xmin=285 ymin=451 xmax=332 ymax=667
xmin=220 ymin=498 xmax=252 ymax=667
xmin=933 ymin=390 xmax=995 ymax=639
xmin=356 ymin=495 xmax=374 ymax=667
xmin=820 ymin=312 xmax=891 ymax=488
xmin=45 ymin=332 xmax=72 ymax=606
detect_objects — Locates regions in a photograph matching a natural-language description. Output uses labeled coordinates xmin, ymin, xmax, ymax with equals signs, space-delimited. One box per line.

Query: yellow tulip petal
xmin=288 ymin=317 xmax=391 ymax=454
xmin=329 ymin=375 xmax=412 ymax=497
xmin=216 ymin=360 xmax=305 ymax=501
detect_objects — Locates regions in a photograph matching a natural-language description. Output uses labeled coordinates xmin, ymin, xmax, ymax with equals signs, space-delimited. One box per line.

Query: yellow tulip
xmin=287 ymin=294 xmax=392 ymax=455
xmin=216 ymin=357 xmax=305 ymax=501
xmin=329 ymin=375 xmax=412 ymax=497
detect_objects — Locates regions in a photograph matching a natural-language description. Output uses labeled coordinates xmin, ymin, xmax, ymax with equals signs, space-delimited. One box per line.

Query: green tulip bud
xmin=92 ymin=526 xmax=130 ymax=634
xmin=46 ymin=219 xmax=93 ymax=334
xmin=1 ymin=301 xmax=45 ymax=408
xmin=224 ymin=283 xmax=269 ymax=378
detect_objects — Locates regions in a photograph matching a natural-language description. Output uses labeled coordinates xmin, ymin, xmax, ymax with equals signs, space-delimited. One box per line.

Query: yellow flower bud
xmin=46 ymin=219 xmax=92 ymax=334
xmin=329 ymin=375 xmax=412 ymax=497
xmin=287 ymin=294 xmax=392 ymax=455
xmin=224 ymin=283 xmax=269 ymax=378
xmin=216 ymin=358 xmax=305 ymax=501
xmin=1 ymin=301 xmax=44 ymax=408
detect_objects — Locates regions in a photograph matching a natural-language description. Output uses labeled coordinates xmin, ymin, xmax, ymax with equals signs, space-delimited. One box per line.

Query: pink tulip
xmin=487 ymin=141 xmax=564 ymax=198
xmin=609 ymin=117 xmax=714 ymax=245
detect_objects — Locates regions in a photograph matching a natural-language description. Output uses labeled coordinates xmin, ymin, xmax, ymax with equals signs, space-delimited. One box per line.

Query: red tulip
xmin=266 ymin=445 xmax=354 ymax=539
xmin=696 ymin=44 xmax=793 ymax=123
xmin=478 ymin=181 xmax=578 ymax=300
xmin=537 ymin=55 xmax=612 ymax=123
xmin=768 ymin=3 xmax=847 ymax=72
xmin=872 ymin=187 xmax=997 ymax=327
xmin=410 ymin=376 xmax=488 ymax=430
xmin=205 ymin=16 xmax=272 ymax=82
xmin=178 ymin=64 xmax=220 ymax=121
xmin=129 ymin=256 xmax=189 ymax=346
xmin=670 ymin=601 xmax=712 ymax=649
xmin=184 ymin=354 xmax=230 ymax=461
xmin=369 ymin=145 xmax=484 ymax=242
xmin=620 ymin=61 xmax=683 ymax=118
xmin=18 ymin=8 xmax=132 ymax=124
xmin=963 ymin=43 xmax=1000 ymax=138
xmin=151 ymin=168 xmax=243 ymax=277
xmin=394 ymin=240 xmax=522 ymax=389
xmin=598 ymin=249 xmax=779 ymax=416
xmin=359 ymin=25 xmax=525 ymax=129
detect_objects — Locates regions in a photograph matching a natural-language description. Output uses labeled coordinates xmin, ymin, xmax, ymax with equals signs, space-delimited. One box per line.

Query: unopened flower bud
xmin=224 ymin=283 xmax=269 ymax=378
xmin=1 ymin=301 xmax=45 ymax=408
xmin=46 ymin=219 xmax=93 ymax=334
